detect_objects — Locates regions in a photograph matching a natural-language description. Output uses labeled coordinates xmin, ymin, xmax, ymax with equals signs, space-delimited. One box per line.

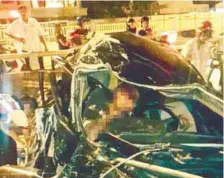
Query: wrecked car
xmin=0 ymin=32 xmax=223 ymax=178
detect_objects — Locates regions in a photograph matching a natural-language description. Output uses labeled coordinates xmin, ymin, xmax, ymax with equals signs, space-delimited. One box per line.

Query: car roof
xmin=77 ymin=32 xmax=205 ymax=86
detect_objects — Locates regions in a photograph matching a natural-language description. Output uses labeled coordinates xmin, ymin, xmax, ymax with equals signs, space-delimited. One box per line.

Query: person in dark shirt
xmin=0 ymin=130 xmax=17 ymax=166
xmin=55 ymin=23 xmax=69 ymax=50
xmin=126 ymin=18 xmax=137 ymax=34
xmin=138 ymin=16 xmax=153 ymax=37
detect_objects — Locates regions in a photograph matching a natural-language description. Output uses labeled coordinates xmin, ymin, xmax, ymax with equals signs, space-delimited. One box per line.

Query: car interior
xmin=82 ymin=71 xmax=223 ymax=145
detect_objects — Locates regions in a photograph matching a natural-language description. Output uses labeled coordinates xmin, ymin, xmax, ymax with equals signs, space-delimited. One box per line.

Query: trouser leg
xmin=39 ymin=71 xmax=45 ymax=107
xmin=38 ymin=57 xmax=45 ymax=107
xmin=25 ymin=57 xmax=31 ymax=69
xmin=219 ymin=59 xmax=223 ymax=92
xmin=38 ymin=57 xmax=44 ymax=70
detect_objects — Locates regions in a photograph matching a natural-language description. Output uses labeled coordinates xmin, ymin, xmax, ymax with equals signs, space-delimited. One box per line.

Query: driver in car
xmin=84 ymin=83 xmax=192 ymax=141
xmin=84 ymin=83 xmax=139 ymax=141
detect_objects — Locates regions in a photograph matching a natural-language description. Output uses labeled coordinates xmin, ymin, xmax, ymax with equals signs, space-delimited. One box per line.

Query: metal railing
xmin=0 ymin=12 xmax=223 ymax=44
xmin=0 ymin=50 xmax=72 ymax=107
xmin=0 ymin=50 xmax=69 ymax=60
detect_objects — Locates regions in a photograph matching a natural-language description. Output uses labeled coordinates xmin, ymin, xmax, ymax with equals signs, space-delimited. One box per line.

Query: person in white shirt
xmin=181 ymin=21 xmax=213 ymax=80
xmin=5 ymin=4 xmax=48 ymax=71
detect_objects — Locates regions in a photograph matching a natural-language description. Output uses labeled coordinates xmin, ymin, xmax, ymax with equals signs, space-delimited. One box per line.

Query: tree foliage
xmin=82 ymin=1 xmax=159 ymax=19
xmin=82 ymin=1 xmax=129 ymax=19
xmin=131 ymin=1 xmax=159 ymax=16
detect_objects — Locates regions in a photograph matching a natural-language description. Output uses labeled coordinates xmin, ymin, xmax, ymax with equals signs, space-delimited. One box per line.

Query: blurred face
xmin=130 ymin=22 xmax=136 ymax=29
xmin=18 ymin=6 xmax=28 ymax=19
xmin=113 ymin=91 xmax=135 ymax=112
xmin=24 ymin=103 xmax=31 ymax=115
xmin=199 ymin=31 xmax=211 ymax=43
xmin=78 ymin=21 xmax=85 ymax=28
xmin=142 ymin=21 xmax=149 ymax=29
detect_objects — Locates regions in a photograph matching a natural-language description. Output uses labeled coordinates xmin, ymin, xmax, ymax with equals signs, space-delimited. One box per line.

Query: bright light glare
xmin=161 ymin=31 xmax=177 ymax=44
xmin=215 ymin=8 xmax=224 ymax=13
xmin=9 ymin=10 xmax=20 ymax=18
xmin=167 ymin=32 xmax=177 ymax=44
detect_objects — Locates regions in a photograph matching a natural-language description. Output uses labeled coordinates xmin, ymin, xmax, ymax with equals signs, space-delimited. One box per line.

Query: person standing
xmin=55 ymin=23 xmax=70 ymax=50
xmin=126 ymin=18 xmax=137 ymax=34
xmin=5 ymin=4 xmax=48 ymax=107
xmin=181 ymin=21 xmax=213 ymax=79
xmin=138 ymin=16 xmax=153 ymax=37
xmin=69 ymin=16 xmax=88 ymax=47
xmin=5 ymin=4 xmax=48 ymax=71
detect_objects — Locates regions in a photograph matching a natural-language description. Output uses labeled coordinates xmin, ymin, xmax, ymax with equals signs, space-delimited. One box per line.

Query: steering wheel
xmin=104 ymin=104 xmax=180 ymax=136
xmin=145 ymin=104 xmax=180 ymax=132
